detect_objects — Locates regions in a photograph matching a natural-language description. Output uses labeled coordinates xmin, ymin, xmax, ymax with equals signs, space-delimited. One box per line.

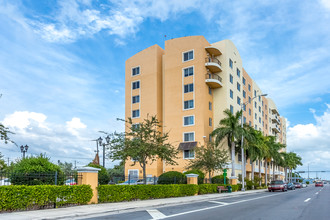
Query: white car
xmin=0 ymin=178 xmax=11 ymax=186
xmin=302 ymin=183 xmax=307 ymax=188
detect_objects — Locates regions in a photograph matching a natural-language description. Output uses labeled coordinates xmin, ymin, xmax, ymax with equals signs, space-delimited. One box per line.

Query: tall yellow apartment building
xmin=125 ymin=36 xmax=286 ymax=181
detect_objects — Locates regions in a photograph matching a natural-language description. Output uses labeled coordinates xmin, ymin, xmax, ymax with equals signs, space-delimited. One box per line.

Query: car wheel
xmin=282 ymin=189 xmax=285 ymax=192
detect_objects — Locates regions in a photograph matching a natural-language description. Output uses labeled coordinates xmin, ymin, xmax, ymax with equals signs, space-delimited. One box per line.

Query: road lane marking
xmin=147 ymin=209 xmax=166 ymax=219
xmin=209 ymin=201 xmax=229 ymax=205
xmin=304 ymin=198 xmax=311 ymax=202
xmin=315 ymin=192 xmax=319 ymax=195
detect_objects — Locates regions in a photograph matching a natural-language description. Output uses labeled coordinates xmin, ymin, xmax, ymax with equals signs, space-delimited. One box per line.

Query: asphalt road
xmin=81 ymin=184 xmax=329 ymax=220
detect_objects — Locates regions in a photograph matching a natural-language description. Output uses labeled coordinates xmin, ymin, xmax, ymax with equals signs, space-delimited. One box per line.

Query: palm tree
xmin=264 ymin=136 xmax=282 ymax=185
xmin=245 ymin=128 xmax=262 ymax=184
xmin=211 ymin=109 xmax=246 ymax=178
xmin=281 ymin=151 xmax=303 ymax=183
xmin=271 ymin=143 xmax=285 ymax=181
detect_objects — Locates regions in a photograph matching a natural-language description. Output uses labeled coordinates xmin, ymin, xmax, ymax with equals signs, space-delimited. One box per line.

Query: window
xmin=230 ymin=74 xmax=233 ymax=84
xmin=209 ymin=87 xmax=212 ymax=95
xmin=254 ymin=102 xmax=257 ymax=108
xmin=238 ymin=153 xmax=242 ymax=162
xmin=248 ymin=84 xmax=251 ymax=91
xmin=243 ymin=77 xmax=246 ymax=85
xmin=237 ymin=82 xmax=241 ymax=91
xmin=209 ymin=102 xmax=212 ymax=110
xmin=249 ymin=96 xmax=251 ymax=103
xmin=184 ymin=83 xmax=194 ymax=93
xmin=184 ymin=116 xmax=194 ymax=126
xmin=259 ymin=96 xmax=261 ymax=101
xmin=230 ymin=89 xmax=233 ymax=99
xmin=255 ymin=125 xmax=257 ymax=129
xmin=243 ymin=116 xmax=246 ymax=124
xmin=249 ymin=108 xmax=251 ymax=115
xmin=132 ymin=67 xmax=140 ymax=76
xmin=209 ymin=118 xmax=212 ymax=126
xmin=237 ymin=96 xmax=241 ymax=105
xmin=237 ymin=68 xmax=240 ymax=77
xmin=184 ymin=100 xmax=194 ymax=110
xmin=254 ymin=90 xmax=257 ymax=97
xmin=262 ymin=100 xmax=264 ymax=106
xmin=259 ymin=106 xmax=261 ymax=113
xmin=259 ymin=117 xmax=261 ymax=123
xmin=183 ymin=67 xmax=194 ymax=77
xmin=184 ymin=150 xmax=195 ymax=159
xmin=132 ymin=81 xmax=140 ymax=90
xmin=265 ymin=104 xmax=267 ymax=109
xmin=249 ymin=121 xmax=251 ymax=126
xmin=230 ymin=105 xmax=234 ymax=113
xmin=255 ymin=113 xmax=257 ymax=119
xmin=132 ymin=95 xmax=140 ymax=104
xmin=183 ymin=50 xmax=194 ymax=62
xmin=265 ymin=114 xmax=267 ymax=120
xmin=243 ymin=90 xmax=246 ymax=98
xmin=262 ymin=111 xmax=264 ymax=117
xmin=243 ymin=104 xmax=246 ymax=111
xmin=229 ymin=59 xmax=233 ymax=69
xmin=132 ymin=109 xmax=140 ymax=118
xmin=132 ymin=123 xmax=140 ymax=130
xmin=184 ymin=132 xmax=194 ymax=142
xmin=262 ymin=121 xmax=264 ymax=127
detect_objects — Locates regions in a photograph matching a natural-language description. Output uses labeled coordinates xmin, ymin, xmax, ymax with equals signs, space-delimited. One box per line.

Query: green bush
xmin=87 ymin=163 xmax=110 ymax=185
xmin=198 ymin=184 xmax=219 ymax=194
xmin=211 ymin=175 xmax=229 ymax=184
xmin=306 ymin=181 xmax=310 ymax=184
xmin=157 ymin=171 xmax=185 ymax=184
xmin=184 ymin=170 xmax=205 ymax=184
xmin=98 ymin=184 xmax=198 ymax=203
xmin=0 ymin=185 xmax=93 ymax=211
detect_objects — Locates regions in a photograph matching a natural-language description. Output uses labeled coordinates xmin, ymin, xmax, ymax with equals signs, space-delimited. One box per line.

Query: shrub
xmin=98 ymin=184 xmax=199 ymax=203
xmin=211 ymin=175 xmax=229 ymax=184
xmin=198 ymin=184 xmax=218 ymax=194
xmin=306 ymin=181 xmax=310 ymax=184
xmin=157 ymin=171 xmax=185 ymax=184
xmin=87 ymin=163 xmax=110 ymax=185
xmin=184 ymin=170 xmax=205 ymax=184
xmin=0 ymin=185 xmax=93 ymax=211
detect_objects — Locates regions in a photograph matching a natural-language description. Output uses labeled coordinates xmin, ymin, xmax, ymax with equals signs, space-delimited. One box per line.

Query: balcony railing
xmin=205 ymin=73 xmax=223 ymax=88
xmin=205 ymin=57 xmax=222 ymax=73
xmin=205 ymin=57 xmax=222 ymax=66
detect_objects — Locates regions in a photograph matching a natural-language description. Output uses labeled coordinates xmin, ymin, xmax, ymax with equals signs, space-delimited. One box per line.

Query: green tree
xmin=59 ymin=161 xmax=74 ymax=176
xmin=108 ymin=115 xmax=178 ymax=184
xmin=87 ymin=163 xmax=110 ymax=185
xmin=0 ymin=152 xmax=7 ymax=172
xmin=186 ymin=141 xmax=229 ymax=180
xmin=0 ymin=124 xmax=13 ymax=144
xmin=211 ymin=109 xmax=246 ymax=178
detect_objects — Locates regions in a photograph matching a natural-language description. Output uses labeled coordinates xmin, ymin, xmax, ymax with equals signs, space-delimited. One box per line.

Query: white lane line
xmin=315 ymin=192 xmax=319 ymax=195
xmin=209 ymin=201 xmax=229 ymax=205
xmin=147 ymin=209 xmax=167 ymax=219
xmin=304 ymin=198 xmax=311 ymax=202
xmin=158 ymin=192 xmax=293 ymax=219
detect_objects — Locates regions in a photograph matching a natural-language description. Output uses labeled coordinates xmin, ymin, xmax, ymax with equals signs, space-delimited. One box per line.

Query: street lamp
xmin=20 ymin=145 xmax=29 ymax=159
xmin=240 ymin=93 xmax=267 ymax=191
xmin=97 ymin=136 xmax=111 ymax=167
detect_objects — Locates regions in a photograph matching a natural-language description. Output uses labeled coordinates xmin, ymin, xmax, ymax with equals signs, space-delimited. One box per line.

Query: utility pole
xmin=7 ymin=157 xmax=9 ymax=166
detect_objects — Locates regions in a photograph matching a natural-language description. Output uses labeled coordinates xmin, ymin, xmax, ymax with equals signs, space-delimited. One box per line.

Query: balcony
xmin=205 ymin=57 xmax=222 ymax=73
xmin=271 ymin=114 xmax=281 ymax=125
xmin=271 ymin=108 xmax=279 ymax=115
xmin=205 ymin=73 xmax=223 ymax=88
xmin=205 ymin=46 xmax=222 ymax=56
xmin=272 ymin=124 xmax=281 ymax=133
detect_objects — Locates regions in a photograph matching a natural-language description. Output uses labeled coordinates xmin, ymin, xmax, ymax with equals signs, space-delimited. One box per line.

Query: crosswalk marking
xmin=304 ymin=198 xmax=311 ymax=202
xmin=147 ymin=209 xmax=167 ymax=219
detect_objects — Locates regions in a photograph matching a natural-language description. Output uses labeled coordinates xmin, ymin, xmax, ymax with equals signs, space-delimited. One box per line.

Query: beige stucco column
xmin=77 ymin=167 xmax=101 ymax=204
xmin=229 ymin=176 xmax=238 ymax=185
xmin=186 ymin=174 xmax=199 ymax=196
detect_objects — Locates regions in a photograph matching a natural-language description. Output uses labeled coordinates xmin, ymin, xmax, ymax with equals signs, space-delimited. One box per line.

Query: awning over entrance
xmin=178 ymin=141 xmax=197 ymax=150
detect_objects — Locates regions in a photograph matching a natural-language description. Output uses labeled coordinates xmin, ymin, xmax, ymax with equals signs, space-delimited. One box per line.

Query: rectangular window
xmin=259 ymin=96 xmax=261 ymax=101
xmin=238 ymin=153 xmax=242 ymax=162
xmin=209 ymin=87 xmax=212 ymax=95
xmin=184 ymin=83 xmax=194 ymax=93
xmin=229 ymin=59 xmax=233 ymax=69
xmin=209 ymin=102 xmax=212 ymax=110
xmin=132 ymin=81 xmax=140 ymax=90
xmin=237 ymin=96 xmax=241 ymax=105
xmin=249 ymin=121 xmax=251 ymax=126
xmin=132 ymin=123 xmax=140 ymax=130
xmin=183 ymin=50 xmax=194 ymax=62
xmin=209 ymin=118 xmax=212 ymax=126
xmin=243 ymin=77 xmax=246 ymax=85
xmin=243 ymin=90 xmax=246 ymax=98
xmin=249 ymin=108 xmax=251 ymax=116
xmin=184 ymin=132 xmax=194 ymax=142
xmin=230 ymin=74 xmax=233 ymax=84
xmin=184 ymin=100 xmax=194 ymax=110
xmin=254 ymin=90 xmax=257 ymax=97
xmin=132 ymin=109 xmax=140 ymax=118
xmin=183 ymin=67 xmax=194 ymax=77
xmin=255 ymin=125 xmax=257 ymax=130
xmin=255 ymin=113 xmax=257 ymax=119
xmin=184 ymin=116 xmax=194 ymax=126
xmin=243 ymin=104 xmax=246 ymax=111
xmin=254 ymin=102 xmax=257 ymax=108
xmin=243 ymin=116 xmax=246 ymax=124
xmin=262 ymin=100 xmax=264 ymax=106
xmin=265 ymin=114 xmax=267 ymax=120
xmin=132 ymin=67 xmax=140 ymax=76
xmin=230 ymin=105 xmax=234 ymax=113
xmin=259 ymin=117 xmax=261 ymax=123
xmin=184 ymin=150 xmax=195 ymax=159
xmin=248 ymin=84 xmax=251 ymax=91
xmin=230 ymin=89 xmax=233 ymax=99
xmin=259 ymin=106 xmax=261 ymax=113
xmin=265 ymin=105 xmax=267 ymax=109
xmin=262 ymin=121 xmax=264 ymax=127
xmin=249 ymin=96 xmax=251 ymax=103
xmin=237 ymin=82 xmax=241 ymax=91
xmin=237 ymin=68 xmax=240 ymax=77
xmin=132 ymin=95 xmax=140 ymax=104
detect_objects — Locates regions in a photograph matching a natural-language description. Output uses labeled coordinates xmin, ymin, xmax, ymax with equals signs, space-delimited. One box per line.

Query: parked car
xmin=301 ymin=183 xmax=307 ymax=188
xmin=293 ymin=182 xmax=302 ymax=188
xmin=287 ymin=182 xmax=295 ymax=190
xmin=315 ymin=181 xmax=324 ymax=187
xmin=65 ymin=179 xmax=77 ymax=186
xmin=0 ymin=178 xmax=11 ymax=186
xmin=137 ymin=177 xmax=158 ymax=185
xmin=268 ymin=180 xmax=287 ymax=192
xmin=117 ymin=179 xmax=138 ymax=185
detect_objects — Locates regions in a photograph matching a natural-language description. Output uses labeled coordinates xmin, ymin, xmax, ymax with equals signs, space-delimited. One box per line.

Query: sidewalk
xmin=1 ymin=189 xmax=266 ymax=220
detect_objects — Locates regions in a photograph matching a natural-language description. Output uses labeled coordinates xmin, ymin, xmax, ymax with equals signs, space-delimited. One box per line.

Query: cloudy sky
xmin=0 ymin=0 xmax=329 ymax=178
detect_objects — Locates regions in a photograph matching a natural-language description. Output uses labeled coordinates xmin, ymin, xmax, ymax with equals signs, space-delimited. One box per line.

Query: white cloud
xmin=2 ymin=111 xmax=48 ymax=129
xmin=66 ymin=117 xmax=87 ymax=136
xmin=320 ymin=0 xmax=330 ymax=10
xmin=287 ymin=104 xmax=330 ymax=175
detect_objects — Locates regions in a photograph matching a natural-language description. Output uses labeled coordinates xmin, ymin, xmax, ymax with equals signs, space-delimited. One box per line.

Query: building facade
xmin=125 ymin=36 xmax=286 ymax=180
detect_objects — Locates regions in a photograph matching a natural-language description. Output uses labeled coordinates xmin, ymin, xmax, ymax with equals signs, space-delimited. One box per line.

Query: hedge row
xmin=98 ymin=184 xmax=239 ymax=203
xmin=0 ymin=185 xmax=93 ymax=212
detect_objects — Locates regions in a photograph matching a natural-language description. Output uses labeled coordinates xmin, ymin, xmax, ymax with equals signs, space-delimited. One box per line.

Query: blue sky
xmin=0 ymin=0 xmax=330 ymax=179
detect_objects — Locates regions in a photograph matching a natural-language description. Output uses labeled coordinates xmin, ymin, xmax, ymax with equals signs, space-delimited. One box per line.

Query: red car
xmin=315 ymin=181 xmax=324 ymax=187
xmin=268 ymin=180 xmax=287 ymax=192
xmin=293 ymin=182 xmax=302 ymax=188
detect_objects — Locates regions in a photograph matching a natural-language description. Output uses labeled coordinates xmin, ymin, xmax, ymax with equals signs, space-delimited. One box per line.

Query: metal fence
xmin=0 ymin=171 xmax=82 ymax=186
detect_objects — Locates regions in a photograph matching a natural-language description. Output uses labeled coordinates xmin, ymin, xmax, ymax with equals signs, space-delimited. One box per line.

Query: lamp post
xmin=240 ymin=93 xmax=267 ymax=191
xmin=20 ymin=145 xmax=29 ymax=159
xmin=97 ymin=136 xmax=111 ymax=167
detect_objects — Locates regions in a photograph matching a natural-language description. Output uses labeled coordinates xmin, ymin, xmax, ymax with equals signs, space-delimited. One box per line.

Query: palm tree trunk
xmin=273 ymin=163 xmax=275 ymax=181
xmin=265 ymin=159 xmax=268 ymax=186
xmin=231 ymin=141 xmax=236 ymax=177
xmin=285 ymin=167 xmax=288 ymax=182
xmin=252 ymin=162 xmax=255 ymax=189
xmin=259 ymin=160 xmax=262 ymax=186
